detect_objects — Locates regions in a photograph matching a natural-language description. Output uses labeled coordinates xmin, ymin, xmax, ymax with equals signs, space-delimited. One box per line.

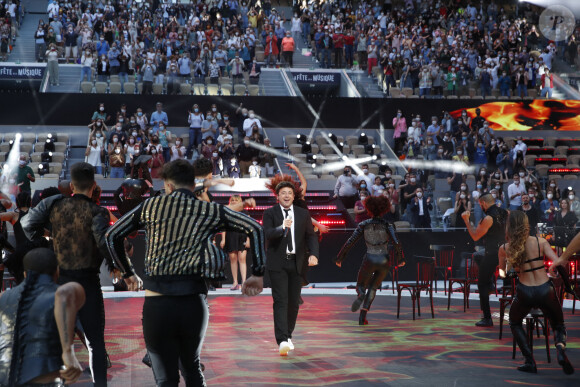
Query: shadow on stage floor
xmin=75 ymin=293 xmax=579 ymax=386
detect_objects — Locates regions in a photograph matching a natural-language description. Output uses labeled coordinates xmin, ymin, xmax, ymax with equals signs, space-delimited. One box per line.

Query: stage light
xmin=337 ymin=141 xmax=344 ymax=152
xmin=306 ymin=153 xmax=317 ymax=164
xmin=38 ymin=162 xmax=49 ymax=176
xmin=365 ymin=144 xmax=376 ymax=155
xmin=358 ymin=133 xmax=368 ymax=145
xmin=41 ymin=151 xmax=53 ymax=163
xmin=301 ymin=141 xmax=312 ymax=154
xmin=247 ymin=205 xmax=338 ymax=211
xmin=8 ymin=140 xmax=13 ymax=151
xmin=297 ymin=134 xmax=307 ymax=145
xmin=342 ymin=155 xmax=348 ymax=161
xmin=45 ymin=137 xmax=55 ymax=152
xmin=328 ymin=133 xmax=338 ymax=144
xmin=372 ymin=155 xmax=378 ymax=161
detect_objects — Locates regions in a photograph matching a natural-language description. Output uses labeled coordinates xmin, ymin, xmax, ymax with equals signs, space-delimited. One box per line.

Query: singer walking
xmin=263 ymin=181 xmax=319 ymax=356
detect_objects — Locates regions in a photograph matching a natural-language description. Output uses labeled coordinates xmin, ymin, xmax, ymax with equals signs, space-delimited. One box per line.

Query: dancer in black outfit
xmin=22 ymin=163 xmax=140 ymax=387
xmin=498 ymin=211 xmax=574 ymax=375
xmin=462 ymin=193 xmax=508 ymax=327
xmin=335 ymin=196 xmax=404 ymax=325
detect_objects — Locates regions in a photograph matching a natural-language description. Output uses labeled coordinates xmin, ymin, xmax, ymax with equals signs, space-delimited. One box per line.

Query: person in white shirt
xmin=248 ymin=158 xmax=262 ymax=178
xmin=513 ymin=136 xmax=527 ymax=159
xmin=407 ymin=119 xmax=422 ymax=143
xmin=507 ymin=176 xmax=527 ymax=210
xmin=243 ymin=110 xmax=262 ymax=137
xmin=357 ymin=164 xmax=376 ymax=195
xmin=170 ymin=137 xmax=186 ymax=161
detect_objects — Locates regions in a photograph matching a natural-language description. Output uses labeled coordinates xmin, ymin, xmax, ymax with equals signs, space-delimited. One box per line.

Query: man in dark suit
xmin=409 ymin=186 xmax=432 ymax=229
xmin=263 ymin=181 xmax=319 ymax=356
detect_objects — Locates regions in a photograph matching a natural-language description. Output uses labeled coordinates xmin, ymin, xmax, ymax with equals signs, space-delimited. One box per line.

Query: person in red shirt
xmin=343 ymin=30 xmax=355 ymax=69
xmin=333 ymin=29 xmax=345 ymax=68
xmin=281 ymin=32 xmax=295 ymax=67
xmin=265 ymin=31 xmax=279 ymax=68
xmin=540 ymin=67 xmax=554 ymax=98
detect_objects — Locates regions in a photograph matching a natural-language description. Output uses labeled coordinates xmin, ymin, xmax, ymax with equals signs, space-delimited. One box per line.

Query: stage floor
xmin=74 ymin=291 xmax=579 ymax=386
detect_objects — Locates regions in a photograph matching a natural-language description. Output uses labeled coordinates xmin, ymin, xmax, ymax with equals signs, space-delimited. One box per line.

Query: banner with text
xmin=0 ymin=65 xmax=45 ymax=80
xmin=291 ymin=71 xmax=341 ymax=86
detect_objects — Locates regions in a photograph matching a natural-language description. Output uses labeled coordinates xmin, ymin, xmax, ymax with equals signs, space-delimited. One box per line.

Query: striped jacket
xmin=106 ymin=188 xmax=266 ymax=293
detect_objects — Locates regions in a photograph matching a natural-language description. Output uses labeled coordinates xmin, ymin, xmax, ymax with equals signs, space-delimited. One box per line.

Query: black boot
xmin=351 ymin=286 xmax=366 ymax=312
xmin=556 ymin=345 xmax=574 ymax=375
xmin=142 ymin=353 xmax=152 ymax=368
xmin=359 ymin=309 xmax=368 ymax=325
xmin=511 ymin=324 xmax=537 ymax=373
xmin=362 ymin=289 xmax=377 ymax=311
xmin=475 ymin=317 xmax=493 ymax=327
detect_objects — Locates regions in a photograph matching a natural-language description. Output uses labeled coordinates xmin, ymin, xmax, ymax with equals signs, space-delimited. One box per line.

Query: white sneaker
xmin=288 ymin=339 xmax=295 ymax=350
xmin=279 ymin=341 xmax=291 ymax=356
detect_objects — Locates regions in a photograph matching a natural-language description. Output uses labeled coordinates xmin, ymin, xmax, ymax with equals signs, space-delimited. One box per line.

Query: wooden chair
xmin=447 ymin=252 xmax=479 ymax=312
xmin=512 ymin=308 xmax=551 ymax=363
xmin=430 ymin=245 xmax=455 ymax=295
xmin=499 ymin=275 xmax=517 ymax=340
xmin=397 ymin=256 xmax=435 ymax=320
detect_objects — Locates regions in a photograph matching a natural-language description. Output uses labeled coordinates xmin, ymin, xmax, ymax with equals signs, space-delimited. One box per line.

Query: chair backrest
xmin=416 ymin=257 xmax=435 ymax=286
xmin=430 ymin=245 xmax=455 ymax=268
xmin=465 ymin=254 xmax=480 ymax=281
xmin=124 ymin=82 xmax=135 ymax=94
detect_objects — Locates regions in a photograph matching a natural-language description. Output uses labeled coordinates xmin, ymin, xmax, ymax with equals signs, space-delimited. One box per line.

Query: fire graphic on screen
xmin=451 ymin=99 xmax=580 ymax=131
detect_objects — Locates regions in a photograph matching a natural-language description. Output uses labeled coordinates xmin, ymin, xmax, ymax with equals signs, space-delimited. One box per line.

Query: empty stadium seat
xmin=220 ymin=84 xmax=232 ymax=95
xmin=94 ymin=82 xmax=108 ymax=93
xmin=248 ymin=85 xmax=259 ymax=96
xmin=80 ymin=82 xmax=93 ymax=93
xmin=124 ymin=82 xmax=136 ymax=94
xmin=180 ymin=83 xmax=192 ymax=95
xmin=109 ymin=82 xmax=122 ymax=94
xmin=152 ymin=83 xmax=164 ymax=94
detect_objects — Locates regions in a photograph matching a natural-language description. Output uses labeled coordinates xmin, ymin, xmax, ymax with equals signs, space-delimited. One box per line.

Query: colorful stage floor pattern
xmin=72 ymin=294 xmax=579 ymax=386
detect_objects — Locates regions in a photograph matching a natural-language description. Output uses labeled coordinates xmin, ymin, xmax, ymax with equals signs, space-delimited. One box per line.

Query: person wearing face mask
xmin=553 ymin=199 xmax=578 ymax=254
xmin=15 ymin=155 xmax=36 ymax=194
xmin=150 ymin=102 xmax=169 ymax=135
xmin=333 ymin=167 xmax=359 ymax=209
xmin=357 ymin=164 xmax=376 ymax=195
xmin=513 ymin=136 xmax=527 ymax=159
xmin=80 ymin=49 xmax=94 ymax=82
xmin=336 ymin=195 xmax=404 ymax=325
xmin=507 ymin=176 xmax=527 ymax=210
xmin=85 ymin=136 xmax=104 ymax=175
xmin=148 ymin=146 xmax=165 ymax=179
xmin=409 ymin=187 xmax=432 ymax=229
xmin=461 ymin=193 xmax=508 ymax=327
xmin=227 ymin=157 xmax=241 ymax=178
xmin=170 ymin=137 xmax=186 ymax=162
xmin=447 ymin=171 xmax=465 ymax=208
xmin=130 ymin=145 xmax=152 ymax=184
xmin=518 ymin=193 xmax=540 ymax=236
xmin=264 ymin=29 xmax=279 ymax=68
xmin=248 ymin=157 xmax=262 ymax=178
xmin=567 ymin=190 xmax=580 ymax=218
xmin=242 ymin=109 xmax=262 ymax=137
xmin=201 ymin=136 xmax=217 ymax=159
xmin=392 ymin=109 xmax=407 ymax=155
xmin=453 ymin=187 xmax=472 ymax=227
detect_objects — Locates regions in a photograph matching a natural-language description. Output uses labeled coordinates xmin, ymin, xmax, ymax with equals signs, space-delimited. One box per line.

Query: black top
xmin=522 ymin=237 xmax=545 ymax=272
xmin=483 ymin=205 xmax=508 ymax=254
xmin=12 ymin=209 xmax=29 ymax=246
xmin=518 ymin=204 xmax=540 ymax=236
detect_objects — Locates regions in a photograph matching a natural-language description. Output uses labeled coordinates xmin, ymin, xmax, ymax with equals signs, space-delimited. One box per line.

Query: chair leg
xmin=397 ymin=288 xmax=401 ymax=319
xmin=411 ymin=291 xmax=416 ymax=321
xmin=447 ymin=281 xmax=452 ymax=310
xmin=430 ymin=288 xmax=435 ymax=318
xmin=416 ymin=290 xmax=422 ymax=317
xmin=544 ymin=317 xmax=551 ymax=363
xmin=499 ymin=301 xmax=505 ymax=340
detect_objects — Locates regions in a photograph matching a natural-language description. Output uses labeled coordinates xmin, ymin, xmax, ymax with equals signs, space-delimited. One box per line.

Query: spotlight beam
xmin=319 ymin=131 xmax=364 ymax=176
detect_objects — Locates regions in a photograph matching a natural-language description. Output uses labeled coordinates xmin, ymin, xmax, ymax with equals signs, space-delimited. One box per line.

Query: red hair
xmin=363 ymin=196 xmax=391 ymax=217
xmin=265 ymin=174 xmax=303 ymax=201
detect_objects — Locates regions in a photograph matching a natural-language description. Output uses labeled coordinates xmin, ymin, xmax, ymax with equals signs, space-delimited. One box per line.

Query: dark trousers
xmin=282 ymin=51 xmax=293 ymax=67
xmin=59 ymin=271 xmax=107 ymax=387
xmin=269 ymin=258 xmax=302 ymax=345
xmin=188 ymin=127 xmax=202 ymax=157
xmin=338 ymin=194 xmax=358 ymax=210
xmin=356 ymin=254 xmax=388 ymax=310
xmin=510 ymin=281 xmax=566 ymax=351
xmin=477 ymin=253 xmax=498 ymax=319
xmin=143 ymin=294 xmax=208 ymax=387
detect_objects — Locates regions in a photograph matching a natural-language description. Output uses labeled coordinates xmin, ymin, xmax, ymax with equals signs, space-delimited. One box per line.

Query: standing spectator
xmin=109 ymin=144 xmax=125 ymax=178
xmin=243 ymin=110 xmax=262 ymax=137
xmin=319 ymin=30 xmax=333 ymax=69
xmin=96 ymin=54 xmax=110 ymax=82
xmin=553 ymin=199 xmax=578 ymax=253
xmin=392 ymin=109 xmax=407 ymax=154
xmin=248 ymin=157 xmax=262 ymax=178
xmin=16 ymin=155 xmax=35 ymax=193
xmin=235 ymin=137 xmax=257 ymax=177
xmin=188 ymin=104 xmax=204 ymax=159
xmin=141 ymin=59 xmax=156 ymax=95
xmin=332 ymin=28 xmax=344 ymax=69
xmin=480 ymin=67 xmax=492 ymax=99
xmin=291 ymin=12 xmax=301 ymax=40
xmin=85 ymin=136 xmax=103 ymax=175
xmin=118 ymin=54 xmax=130 ymax=92
xmin=519 ymin=193 xmax=540 ymax=236
xmin=248 ymin=59 xmax=261 ymax=84
xmin=367 ymin=40 xmax=378 ymax=77
xmin=281 ymin=32 xmax=295 ymax=68
xmin=540 ymin=68 xmax=553 ymax=98
xmin=148 ymin=147 xmax=165 ymax=179
xmin=170 ymin=138 xmax=186 ymax=161
xmin=158 ymin=124 xmax=172 ymax=162
xmin=333 ymin=166 xmax=358 ymax=209
xmin=507 ymin=175 xmax=527 ymax=210
xmin=80 ymin=49 xmax=93 ymax=82
xmin=264 ymin=31 xmax=279 ymax=68
xmin=498 ymin=71 xmax=511 ymax=97
xmin=357 ymin=164 xmax=376 ymax=195
xmin=515 ymin=68 xmax=528 ymax=98
xmin=418 ymin=67 xmax=432 ymax=98
xmin=150 ymin=102 xmax=169 ymax=134
xmin=45 ymin=43 xmax=59 ymax=86
xmin=409 ymin=187 xmax=432 ymax=229
xmin=446 ymin=67 xmax=457 ymax=96
xmin=63 ymin=26 xmax=78 ymax=63
xmin=208 ymin=59 xmax=221 ymax=83
xmin=229 ymin=53 xmax=245 ymax=82
xmin=34 ymin=23 xmax=47 ymax=62
xmin=356 ymin=31 xmax=367 ymax=71
xmin=353 ymin=190 xmax=371 ymax=224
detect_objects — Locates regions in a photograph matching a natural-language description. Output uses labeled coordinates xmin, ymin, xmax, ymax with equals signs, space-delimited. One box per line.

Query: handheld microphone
xmin=283 ymin=215 xmax=292 ymax=238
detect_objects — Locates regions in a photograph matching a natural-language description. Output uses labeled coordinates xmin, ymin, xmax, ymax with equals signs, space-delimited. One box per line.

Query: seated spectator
xmin=371 ymin=176 xmax=384 ymax=197
xmin=201 ymin=136 xmax=217 ymax=159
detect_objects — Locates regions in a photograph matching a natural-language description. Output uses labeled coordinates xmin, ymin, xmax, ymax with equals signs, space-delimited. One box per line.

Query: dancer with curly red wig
xmin=335 ymin=196 xmax=404 ymax=325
